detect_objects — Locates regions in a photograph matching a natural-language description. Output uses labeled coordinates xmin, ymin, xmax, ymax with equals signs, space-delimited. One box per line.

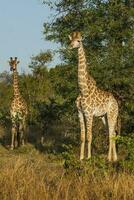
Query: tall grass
xmin=0 ymin=144 xmax=134 ymax=200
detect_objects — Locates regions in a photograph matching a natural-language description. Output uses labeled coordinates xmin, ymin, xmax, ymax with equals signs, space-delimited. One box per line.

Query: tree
xmin=43 ymin=0 xmax=134 ymax=134
xmin=0 ymin=72 xmax=12 ymax=127
xmin=19 ymin=51 xmax=54 ymax=125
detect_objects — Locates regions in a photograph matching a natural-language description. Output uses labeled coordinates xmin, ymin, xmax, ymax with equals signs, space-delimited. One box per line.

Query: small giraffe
xmin=9 ymin=57 xmax=28 ymax=150
xmin=69 ymin=32 xmax=120 ymax=162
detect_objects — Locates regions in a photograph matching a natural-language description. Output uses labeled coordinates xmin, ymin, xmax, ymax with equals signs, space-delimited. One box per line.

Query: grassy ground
xmin=0 ymin=143 xmax=134 ymax=200
xmin=0 ymin=125 xmax=134 ymax=200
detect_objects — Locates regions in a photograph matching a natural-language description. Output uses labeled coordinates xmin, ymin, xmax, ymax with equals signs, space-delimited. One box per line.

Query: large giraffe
xmin=9 ymin=57 xmax=28 ymax=150
xmin=69 ymin=32 xmax=119 ymax=162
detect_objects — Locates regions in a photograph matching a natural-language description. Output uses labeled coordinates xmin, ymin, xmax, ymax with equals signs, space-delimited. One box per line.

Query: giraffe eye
xmin=78 ymin=40 xmax=80 ymax=43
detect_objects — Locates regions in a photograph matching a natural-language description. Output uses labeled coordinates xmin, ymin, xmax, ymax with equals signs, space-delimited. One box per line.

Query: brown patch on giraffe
xmin=79 ymin=71 xmax=85 ymax=76
xmin=79 ymin=61 xmax=85 ymax=65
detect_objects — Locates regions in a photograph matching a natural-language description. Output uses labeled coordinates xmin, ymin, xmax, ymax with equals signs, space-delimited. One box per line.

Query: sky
xmin=0 ymin=0 xmax=60 ymax=73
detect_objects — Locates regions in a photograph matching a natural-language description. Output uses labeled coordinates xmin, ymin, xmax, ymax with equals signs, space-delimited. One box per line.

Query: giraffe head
xmin=69 ymin=32 xmax=82 ymax=49
xmin=9 ymin=57 xmax=20 ymax=71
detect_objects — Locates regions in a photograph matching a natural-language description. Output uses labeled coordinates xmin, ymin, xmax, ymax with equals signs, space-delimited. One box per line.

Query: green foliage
xmin=117 ymin=135 xmax=134 ymax=160
xmin=43 ymin=0 xmax=134 ymax=134
xmin=29 ymin=50 xmax=53 ymax=69
xmin=49 ymin=64 xmax=78 ymax=101
xmin=62 ymin=143 xmax=117 ymax=177
xmin=0 ymin=51 xmax=79 ymax=148
xmin=62 ymin=137 xmax=134 ymax=177
xmin=0 ymin=72 xmax=12 ymax=126
xmin=117 ymin=135 xmax=134 ymax=172
xmin=62 ymin=144 xmax=84 ymax=175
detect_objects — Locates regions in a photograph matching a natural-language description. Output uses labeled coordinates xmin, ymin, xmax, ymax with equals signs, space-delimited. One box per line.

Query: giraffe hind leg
xmin=107 ymin=110 xmax=118 ymax=162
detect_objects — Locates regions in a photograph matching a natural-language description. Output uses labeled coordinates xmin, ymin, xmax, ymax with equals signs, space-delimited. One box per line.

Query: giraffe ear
xmin=77 ymin=32 xmax=83 ymax=41
xmin=68 ymin=35 xmax=72 ymax=40
xmin=78 ymin=36 xmax=82 ymax=41
xmin=17 ymin=61 xmax=20 ymax=64
xmin=78 ymin=34 xmax=82 ymax=41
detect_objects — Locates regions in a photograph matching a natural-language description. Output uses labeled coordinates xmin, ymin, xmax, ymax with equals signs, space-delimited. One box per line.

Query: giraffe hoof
xmin=108 ymin=156 xmax=112 ymax=162
xmin=10 ymin=146 xmax=14 ymax=150
xmin=113 ymin=157 xmax=118 ymax=162
xmin=87 ymin=155 xmax=91 ymax=160
xmin=80 ymin=157 xmax=84 ymax=161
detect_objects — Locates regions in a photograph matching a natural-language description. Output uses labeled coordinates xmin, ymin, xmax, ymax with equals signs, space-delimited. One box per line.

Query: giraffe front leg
xmin=78 ymin=110 xmax=86 ymax=160
xmin=85 ymin=115 xmax=93 ymax=159
xmin=11 ymin=125 xmax=16 ymax=150
xmin=76 ymin=96 xmax=86 ymax=160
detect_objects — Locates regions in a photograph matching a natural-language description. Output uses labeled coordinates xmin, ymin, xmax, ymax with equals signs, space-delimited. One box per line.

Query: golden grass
xmin=0 ymin=144 xmax=134 ymax=200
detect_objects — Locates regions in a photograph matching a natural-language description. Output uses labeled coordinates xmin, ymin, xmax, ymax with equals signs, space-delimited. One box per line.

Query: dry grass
xmin=0 ymin=144 xmax=134 ymax=200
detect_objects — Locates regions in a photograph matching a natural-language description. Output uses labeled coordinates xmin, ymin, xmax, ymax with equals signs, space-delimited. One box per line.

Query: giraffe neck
xmin=78 ymin=43 xmax=94 ymax=96
xmin=12 ymin=69 xmax=20 ymax=97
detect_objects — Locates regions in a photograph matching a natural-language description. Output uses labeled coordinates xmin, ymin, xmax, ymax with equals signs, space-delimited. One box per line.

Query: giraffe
xmin=69 ymin=32 xmax=120 ymax=162
xmin=9 ymin=57 xmax=28 ymax=150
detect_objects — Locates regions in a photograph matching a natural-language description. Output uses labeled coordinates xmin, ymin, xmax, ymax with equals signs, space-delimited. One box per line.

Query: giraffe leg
xmin=107 ymin=111 xmax=118 ymax=162
xmin=41 ymin=135 xmax=45 ymax=145
xmin=19 ymin=121 xmax=25 ymax=146
xmin=76 ymin=96 xmax=86 ymax=160
xmin=78 ymin=110 xmax=86 ymax=160
xmin=85 ymin=115 xmax=93 ymax=159
xmin=23 ymin=119 xmax=27 ymax=145
xmin=11 ymin=125 xmax=17 ymax=150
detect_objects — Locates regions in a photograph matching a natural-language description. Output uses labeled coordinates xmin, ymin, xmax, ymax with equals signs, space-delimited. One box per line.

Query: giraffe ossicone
xmin=9 ymin=57 xmax=28 ymax=150
xmin=69 ymin=32 xmax=120 ymax=162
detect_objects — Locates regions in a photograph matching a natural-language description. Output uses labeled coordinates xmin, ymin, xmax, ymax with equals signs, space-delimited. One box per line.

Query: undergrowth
xmin=0 ymin=133 xmax=134 ymax=200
